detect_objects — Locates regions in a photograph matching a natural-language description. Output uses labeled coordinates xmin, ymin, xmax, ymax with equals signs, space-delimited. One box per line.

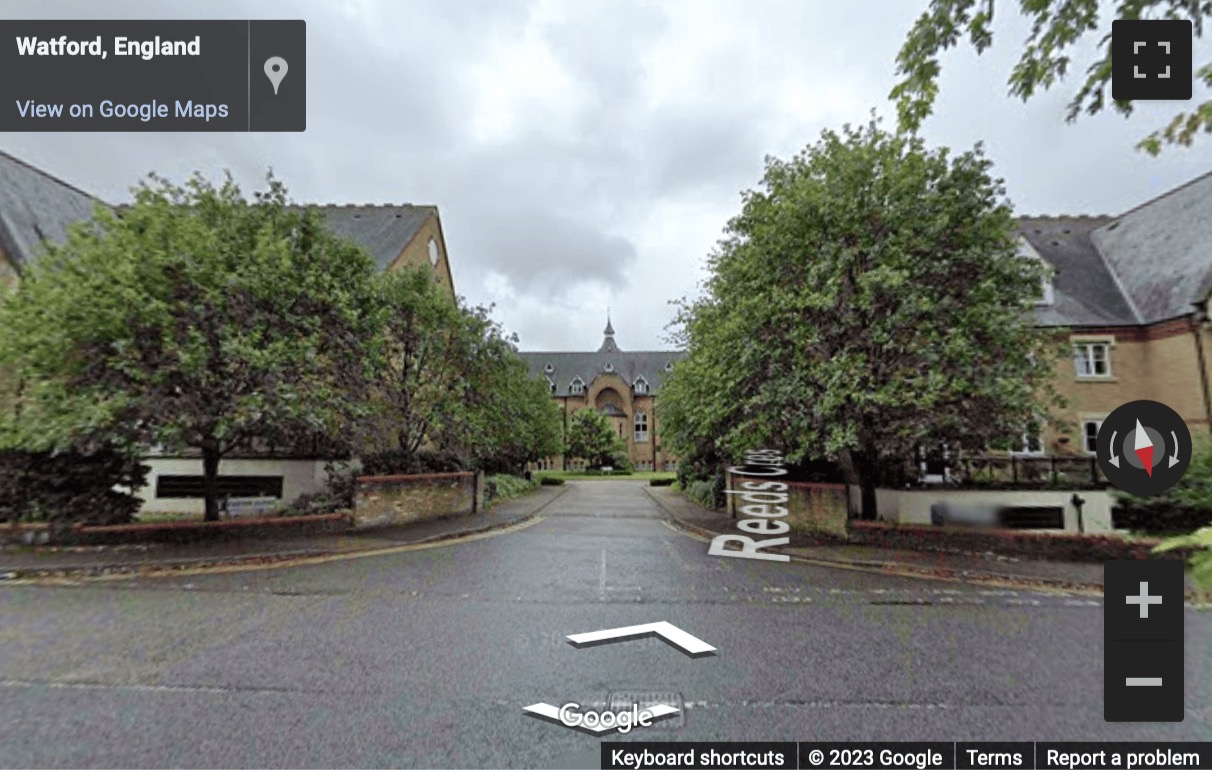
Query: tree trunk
xmin=838 ymin=447 xmax=879 ymax=521
xmin=201 ymin=438 xmax=221 ymax=523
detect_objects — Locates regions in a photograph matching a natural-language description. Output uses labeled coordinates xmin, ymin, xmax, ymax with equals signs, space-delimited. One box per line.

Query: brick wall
xmin=353 ymin=471 xmax=482 ymax=530
xmin=725 ymin=471 xmax=848 ymax=536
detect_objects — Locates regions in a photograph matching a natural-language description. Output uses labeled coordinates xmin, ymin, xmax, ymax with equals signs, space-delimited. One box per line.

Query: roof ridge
xmin=1088 ymin=224 xmax=1145 ymax=324
xmin=0 ymin=147 xmax=107 ymax=204
xmin=1112 ymin=168 xmax=1212 ymax=220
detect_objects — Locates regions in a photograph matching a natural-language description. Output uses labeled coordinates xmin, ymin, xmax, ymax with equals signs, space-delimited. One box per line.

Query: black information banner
xmin=0 ymin=20 xmax=306 ymax=132
xmin=599 ymin=742 xmax=1212 ymax=770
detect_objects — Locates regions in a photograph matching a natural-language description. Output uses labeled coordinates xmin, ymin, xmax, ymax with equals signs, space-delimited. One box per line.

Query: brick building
xmin=520 ymin=318 xmax=684 ymax=471
xmin=1018 ymin=170 xmax=1212 ymax=456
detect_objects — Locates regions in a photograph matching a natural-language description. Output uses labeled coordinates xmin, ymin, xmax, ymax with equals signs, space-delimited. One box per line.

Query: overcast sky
xmin=4 ymin=0 xmax=1210 ymax=351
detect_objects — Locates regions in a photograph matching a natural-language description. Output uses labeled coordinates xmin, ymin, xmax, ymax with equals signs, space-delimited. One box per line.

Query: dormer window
xmin=570 ymin=377 xmax=585 ymax=395
xmin=546 ymin=376 xmax=556 ymax=394
xmin=1017 ymin=236 xmax=1053 ymax=306
xmin=544 ymin=363 xmax=554 ymax=374
xmin=633 ymin=376 xmax=649 ymax=394
xmin=428 ymin=237 xmax=440 ymax=267
xmin=664 ymin=361 xmax=674 ymax=372
xmin=604 ymin=362 xmax=614 ymax=373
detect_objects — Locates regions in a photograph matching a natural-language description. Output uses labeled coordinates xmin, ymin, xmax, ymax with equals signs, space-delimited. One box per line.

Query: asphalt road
xmin=0 ymin=480 xmax=1208 ymax=768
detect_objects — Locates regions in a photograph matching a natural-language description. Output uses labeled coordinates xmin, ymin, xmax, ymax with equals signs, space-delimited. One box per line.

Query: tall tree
xmin=892 ymin=0 xmax=1211 ymax=154
xmin=0 ymin=172 xmax=384 ymax=521
xmin=661 ymin=119 xmax=1060 ymax=519
xmin=370 ymin=268 xmax=562 ymax=472
xmin=565 ymin=408 xmax=627 ymax=469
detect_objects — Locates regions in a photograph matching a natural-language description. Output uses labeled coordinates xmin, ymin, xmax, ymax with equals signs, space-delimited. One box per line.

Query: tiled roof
xmin=0 ymin=149 xmax=105 ymax=271
xmin=300 ymin=204 xmax=436 ymax=272
xmin=1017 ymin=216 xmax=1138 ymax=327
xmin=520 ymin=331 xmax=684 ymax=397
xmin=1090 ymin=170 xmax=1212 ymax=324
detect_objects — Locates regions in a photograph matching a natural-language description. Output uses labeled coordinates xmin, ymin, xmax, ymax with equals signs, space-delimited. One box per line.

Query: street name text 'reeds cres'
xmin=707 ymin=448 xmax=791 ymax=563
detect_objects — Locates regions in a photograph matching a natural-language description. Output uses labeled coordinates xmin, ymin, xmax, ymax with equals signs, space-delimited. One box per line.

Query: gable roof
xmin=0 ymin=149 xmax=105 ymax=272
xmin=301 ymin=204 xmax=436 ymax=271
xmin=1090 ymin=170 xmax=1212 ymax=324
xmin=1017 ymin=216 xmax=1138 ymax=327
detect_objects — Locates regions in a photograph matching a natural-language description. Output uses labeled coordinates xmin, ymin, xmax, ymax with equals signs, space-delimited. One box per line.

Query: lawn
xmin=534 ymin=470 xmax=676 ymax=482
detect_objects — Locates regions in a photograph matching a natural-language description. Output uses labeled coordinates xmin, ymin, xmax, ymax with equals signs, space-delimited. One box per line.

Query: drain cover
xmin=607 ymin=690 xmax=685 ymax=730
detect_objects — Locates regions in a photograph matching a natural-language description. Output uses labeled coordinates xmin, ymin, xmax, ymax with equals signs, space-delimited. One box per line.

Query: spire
xmin=598 ymin=309 xmax=619 ymax=353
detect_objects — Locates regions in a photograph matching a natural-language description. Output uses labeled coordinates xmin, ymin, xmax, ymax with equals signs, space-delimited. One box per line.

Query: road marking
xmin=567 ymin=621 xmax=716 ymax=657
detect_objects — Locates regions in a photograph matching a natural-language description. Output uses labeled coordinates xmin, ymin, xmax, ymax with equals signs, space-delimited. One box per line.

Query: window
xmin=1016 ymin=426 xmax=1044 ymax=456
xmin=427 ymin=237 xmax=440 ymax=267
xmin=604 ymin=362 xmax=614 ymax=372
xmin=664 ymin=361 xmax=674 ymax=372
xmin=544 ymin=363 xmax=554 ymax=373
xmin=634 ymin=411 xmax=649 ymax=442
xmin=546 ymin=377 xmax=556 ymax=394
xmin=1083 ymin=419 xmax=1103 ymax=454
xmin=570 ymin=377 xmax=585 ymax=395
xmin=1073 ymin=341 xmax=1111 ymax=378
xmin=633 ymin=376 xmax=649 ymax=394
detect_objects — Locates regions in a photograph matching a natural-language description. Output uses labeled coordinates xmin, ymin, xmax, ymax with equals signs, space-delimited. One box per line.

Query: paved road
xmin=0 ymin=480 xmax=1208 ymax=768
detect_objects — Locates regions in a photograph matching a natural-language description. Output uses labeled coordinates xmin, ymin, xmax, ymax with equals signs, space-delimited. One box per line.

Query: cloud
xmin=3 ymin=0 xmax=1210 ymax=351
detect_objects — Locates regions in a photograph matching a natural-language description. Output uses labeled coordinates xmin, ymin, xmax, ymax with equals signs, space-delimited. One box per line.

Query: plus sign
xmin=1126 ymin=581 xmax=1163 ymax=618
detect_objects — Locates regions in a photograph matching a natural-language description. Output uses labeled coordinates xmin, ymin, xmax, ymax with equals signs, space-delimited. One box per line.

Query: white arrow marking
xmin=521 ymin=702 xmax=680 ymax=733
xmin=1109 ymin=430 xmax=1120 ymax=468
xmin=1169 ymin=431 xmax=1182 ymax=468
xmin=567 ymin=621 xmax=716 ymax=656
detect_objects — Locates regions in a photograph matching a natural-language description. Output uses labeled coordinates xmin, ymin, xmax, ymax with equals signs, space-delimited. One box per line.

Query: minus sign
xmin=1126 ymin=677 xmax=1163 ymax=686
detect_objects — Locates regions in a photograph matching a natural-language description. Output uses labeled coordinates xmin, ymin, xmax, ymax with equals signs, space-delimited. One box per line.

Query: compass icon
xmin=1097 ymin=400 xmax=1192 ymax=496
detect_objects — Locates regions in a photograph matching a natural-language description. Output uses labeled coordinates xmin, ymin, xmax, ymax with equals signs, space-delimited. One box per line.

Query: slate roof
xmin=520 ymin=327 xmax=684 ymax=397
xmin=0 ymin=149 xmax=106 ymax=272
xmin=1017 ymin=216 xmax=1138 ymax=327
xmin=1090 ymin=170 xmax=1212 ymax=324
xmin=298 ymin=204 xmax=436 ymax=272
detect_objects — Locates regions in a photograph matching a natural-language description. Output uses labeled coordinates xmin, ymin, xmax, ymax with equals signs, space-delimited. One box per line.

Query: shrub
xmin=0 ymin=446 xmax=148 ymax=529
xmin=540 ymin=476 xmax=565 ymax=486
xmin=686 ymin=474 xmax=724 ymax=509
xmin=649 ymin=477 xmax=675 ymax=487
xmin=485 ymin=473 xmax=536 ymax=503
xmin=277 ymin=462 xmax=358 ymax=517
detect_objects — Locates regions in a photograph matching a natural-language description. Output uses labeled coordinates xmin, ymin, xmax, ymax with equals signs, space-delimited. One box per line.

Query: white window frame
xmin=569 ymin=377 xmax=585 ymax=395
xmin=633 ymin=410 xmax=649 ymax=443
xmin=1012 ymin=424 xmax=1045 ymax=457
xmin=1073 ymin=340 xmax=1112 ymax=379
xmin=427 ymin=237 xmax=440 ymax=267
xmin=1082 ymin=418 xmax=1104 ymax=455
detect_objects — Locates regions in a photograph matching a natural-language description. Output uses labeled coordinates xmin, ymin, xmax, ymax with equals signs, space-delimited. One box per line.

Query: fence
xmin=923 ymin=454 xmax=1107 ymax=489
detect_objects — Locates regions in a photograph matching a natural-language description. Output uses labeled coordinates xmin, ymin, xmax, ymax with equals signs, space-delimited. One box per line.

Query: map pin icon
xmin=264 ymin=57 xmax=288 ymax=95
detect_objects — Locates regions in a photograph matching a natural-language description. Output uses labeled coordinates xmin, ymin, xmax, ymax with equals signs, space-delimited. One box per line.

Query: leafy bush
xmin=686 ymin=474 xmax=724 ymax=510
xmin=485 ymin=474 xmax=536 ymax=503
xmin=1150 ymin=438 xmax=1212 ymax=589
xmin=277 ymin=462 xmax=358 ymax=517
xmin=0 ymin=446 xmax=148 ymax=529
xmin=361 ymin=449 xmax=466 ymax=476
xmin=649 ymin=477 xmax=675 ymax=487
xmin=539 ymin=476 xmax=565 ymax=486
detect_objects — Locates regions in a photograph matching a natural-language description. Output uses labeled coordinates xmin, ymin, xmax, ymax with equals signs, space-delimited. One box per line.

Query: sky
xmin=3 ymin=0 xmax=1210 ymax=352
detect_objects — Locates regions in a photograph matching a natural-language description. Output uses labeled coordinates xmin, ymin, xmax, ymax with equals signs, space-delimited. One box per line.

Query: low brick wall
xmin=725 ymin=471 xmax=848 ymax=536
xmin=0 ymin=513 xmax=352 ymax=547
xmin=353 ymin=471 xmax=481 ymax=530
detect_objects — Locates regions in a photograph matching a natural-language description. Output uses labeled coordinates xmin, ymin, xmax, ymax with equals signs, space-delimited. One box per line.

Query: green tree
xmin=0 ymin=172 xmax=384 ymax=521
xmin=370 ymin=268 xmax=562 ymax=473
xmin=661 ymin=119 xmax=1060 ymax=519
xmin=892 ymin=0 xmax=1212 ymax=154
xmin=565 ymin=408 xmax=627 ymax=469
